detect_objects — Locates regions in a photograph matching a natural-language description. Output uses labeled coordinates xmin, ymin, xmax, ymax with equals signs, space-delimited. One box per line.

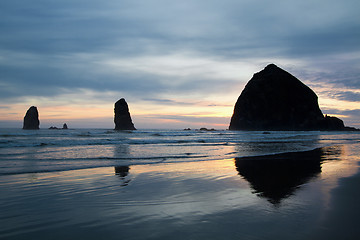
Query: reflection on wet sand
xmin=235 ymin=147 xmax=341 ymax=205
xmin=114 ymin=144 xmax=130 ymax=157
xmin=114 ymin=166 xmax=131 ymax=186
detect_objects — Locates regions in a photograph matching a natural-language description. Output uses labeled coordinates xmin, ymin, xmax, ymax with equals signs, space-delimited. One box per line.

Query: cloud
xmin=134 ymin=114 xmax=230 ymax=129
xmin=331 ymin=91 xmax=360 ymax=103
xmin=0 ymin=0 xmax=360 ymax=127
xmin=0 ymin=50 xmax=251 ymax=104
xmin=142 ymin=98 xmax=197 ymax=106
xmin=308 ymin=81 xmax=360 ymax=105
xmin=2 ymin=0 xmax=359 ymax=59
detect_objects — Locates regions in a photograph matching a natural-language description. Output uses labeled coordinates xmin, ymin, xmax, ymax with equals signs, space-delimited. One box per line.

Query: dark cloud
xmin=0 ymin=63 xmax=167 ymax=100
xmin=286 ymin=25 xmax=360 ymax=57
xmin=2 ymin=0 xmax=359 ymax=58
xmin=341 ymin=109 xmax=360 ymax=117
xmin=332 ymin=91 xmax=360 ymax=102
xmin=292 ymin=63 xmax=360 ymax=93
xmin=142 ymin=98 xmax=197 ymax=105
xmin=326 ymin=74 xmax=360 ymax=90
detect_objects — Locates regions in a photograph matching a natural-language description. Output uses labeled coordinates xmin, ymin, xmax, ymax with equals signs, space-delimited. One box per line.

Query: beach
xmin=2 ymin=0 xmax=360 ymax=238
xmin=0 ymin=129 xmax=360 ymax=239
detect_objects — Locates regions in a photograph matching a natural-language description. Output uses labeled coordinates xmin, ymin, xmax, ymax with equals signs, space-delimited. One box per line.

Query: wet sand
xmin=312 ymin=160 xmax=360 ymax=239
xmin=0 ymin=144 xmax=359 ymax=240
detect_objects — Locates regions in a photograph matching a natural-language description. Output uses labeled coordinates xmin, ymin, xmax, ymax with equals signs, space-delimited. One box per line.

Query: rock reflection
xmin=114 ymin=144 xmax=130 ymax=157
xmin=235 ymin=147 xmax=341 ymax=205
xmin=114 ymin=166 xmax=131 ymax=186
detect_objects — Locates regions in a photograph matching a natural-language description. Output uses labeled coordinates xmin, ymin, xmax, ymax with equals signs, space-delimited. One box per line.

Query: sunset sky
xmin=1 ymin=0 xmax=359 ymax=129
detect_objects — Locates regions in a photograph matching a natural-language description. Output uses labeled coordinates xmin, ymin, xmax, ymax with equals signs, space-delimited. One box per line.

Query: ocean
xmin=1 ymin=128 xmax=360 ymax=239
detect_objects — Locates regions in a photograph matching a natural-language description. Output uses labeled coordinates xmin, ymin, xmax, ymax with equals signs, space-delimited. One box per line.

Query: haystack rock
xmin=114 ymin=98 xmax=136 ymax=130
xmin=23 ymin=106 xmax=40 ymax=129
xmin=229 ymin=64 xmax=347 ymax=131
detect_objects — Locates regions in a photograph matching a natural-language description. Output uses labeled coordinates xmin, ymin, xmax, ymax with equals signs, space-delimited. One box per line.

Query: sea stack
xmin=114 ymin=98 xmax=136 ymax=130
xmin=23 ymin=106 xmax=40 ymax=129
xmin=229 ymin=64 xmax=346 ymax=131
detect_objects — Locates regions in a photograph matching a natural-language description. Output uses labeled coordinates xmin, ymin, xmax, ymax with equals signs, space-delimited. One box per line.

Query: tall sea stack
xmin=23 ymin=106 xmax=40 ymax=129
xmin=229 ymin=64 xmax=346 ymax=131
xmin=114 ymin=98 xmax=136 ymax=130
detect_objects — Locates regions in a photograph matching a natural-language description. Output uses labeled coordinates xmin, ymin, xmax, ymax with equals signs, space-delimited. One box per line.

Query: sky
xmin=0 ymin=0 xmax=359 ymax=129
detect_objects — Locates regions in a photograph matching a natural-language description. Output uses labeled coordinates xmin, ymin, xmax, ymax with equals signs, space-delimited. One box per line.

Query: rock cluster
xmin=23 ymin=106 xmax=40 ymax=129
xmin=49 ymin=123 xmax=68 ymax=130
xmin=114 ymin=98 xmax=136 ymax=130
xmin=229 ymin=64 xmax=349 ymax=131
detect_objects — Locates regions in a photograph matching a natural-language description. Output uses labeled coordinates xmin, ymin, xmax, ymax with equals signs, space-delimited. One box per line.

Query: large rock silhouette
xmin=23 ymin=106 xmax=40 ymax=129
xmin=114 ymin=98 xmax=136 ymax=130
xmin=229 ymin=64 xmax=346 ymax=131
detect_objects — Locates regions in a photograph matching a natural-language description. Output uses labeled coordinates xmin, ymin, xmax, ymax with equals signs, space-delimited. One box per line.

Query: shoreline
xmin=0 ymin=145 xmax=346 ymax=176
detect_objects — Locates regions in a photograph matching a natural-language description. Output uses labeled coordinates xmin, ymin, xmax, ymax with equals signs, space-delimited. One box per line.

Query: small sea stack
xmin=114 ymin=98 xmax=136 ymax=130
xmin=229 ymin=64 xmax=351 ymax=131
xmin=23 ymin=106 xmax=40 ymax=129
xmin=49 ymin=123 xmax=68 ymax=130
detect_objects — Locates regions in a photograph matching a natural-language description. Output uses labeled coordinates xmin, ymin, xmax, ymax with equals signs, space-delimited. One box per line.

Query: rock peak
xmin=254 ymin=64 xmax=298 ymax=81
xmin=114 ymin=98 xmax=136 ymax=130
xmin=264 ymin=63 xmax=278 ymax=70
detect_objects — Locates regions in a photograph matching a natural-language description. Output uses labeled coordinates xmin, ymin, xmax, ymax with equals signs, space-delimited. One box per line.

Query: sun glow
xmin=319 ymin=145 xmax=360 ymax=209
xmin=0 ymin=95 xmax=234 ymax=129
